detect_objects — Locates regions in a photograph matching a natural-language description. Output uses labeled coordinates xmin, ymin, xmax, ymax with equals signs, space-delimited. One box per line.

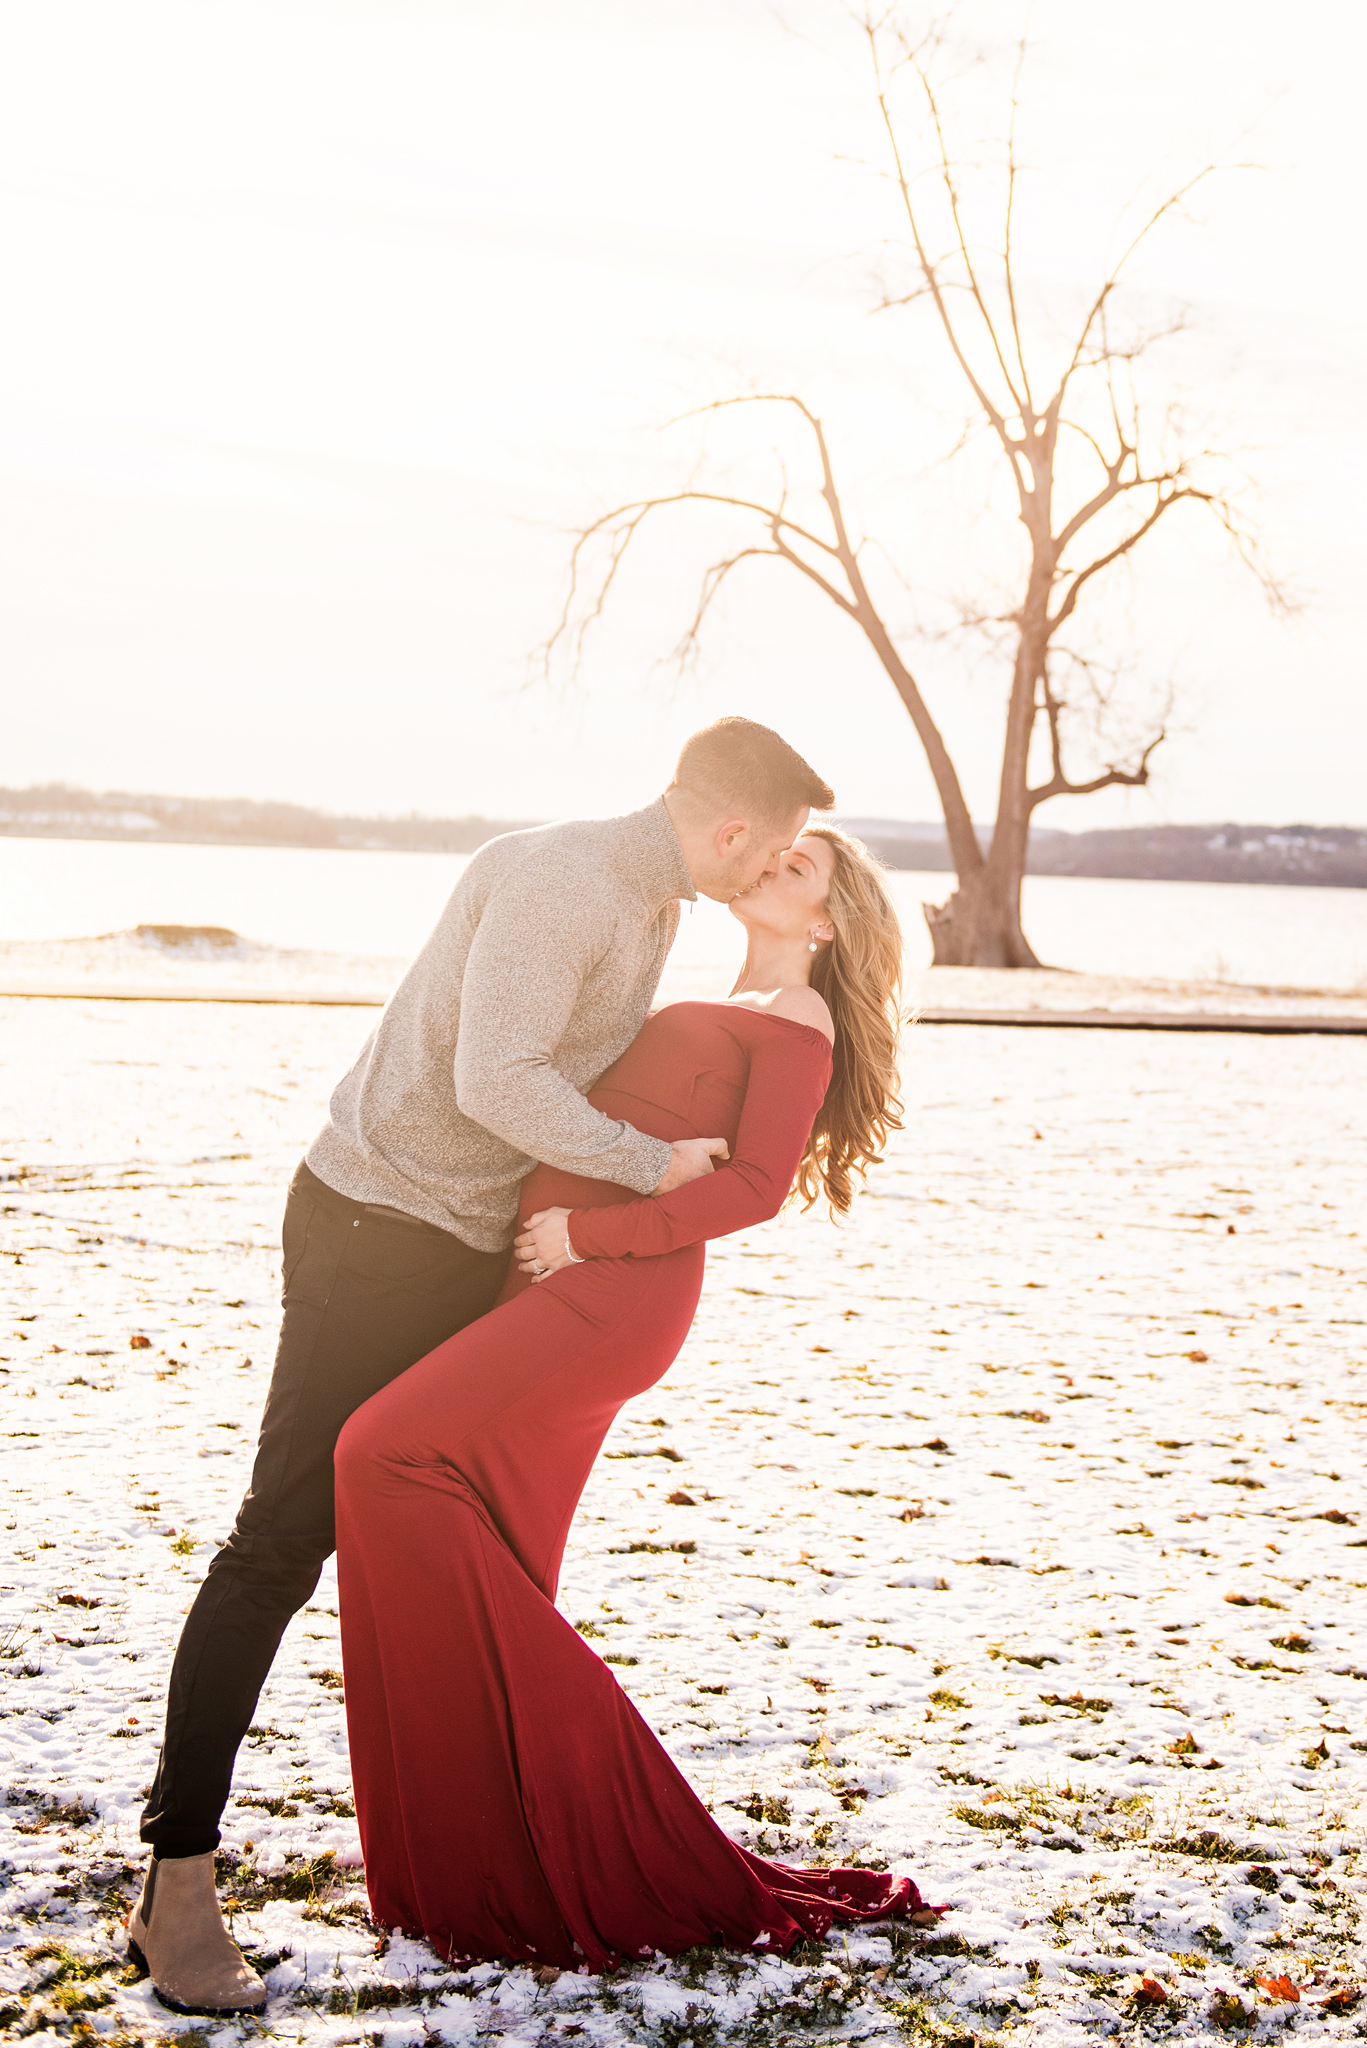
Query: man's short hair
xmin=669 ymin=716 xmax=834 ymax=824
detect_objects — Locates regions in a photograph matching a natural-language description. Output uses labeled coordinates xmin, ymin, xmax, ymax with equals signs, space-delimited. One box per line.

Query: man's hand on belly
xmin=652 ymin=1137 xmax=729 ymax=1194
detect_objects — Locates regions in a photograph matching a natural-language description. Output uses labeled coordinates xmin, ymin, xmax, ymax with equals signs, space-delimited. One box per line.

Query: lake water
xmin=3 ymin=833 xmax=1367 ymax=992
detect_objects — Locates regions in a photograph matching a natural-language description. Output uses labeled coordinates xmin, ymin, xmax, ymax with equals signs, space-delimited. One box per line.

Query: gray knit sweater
xmin=306 ymin=799 xmax=692 ymax=1250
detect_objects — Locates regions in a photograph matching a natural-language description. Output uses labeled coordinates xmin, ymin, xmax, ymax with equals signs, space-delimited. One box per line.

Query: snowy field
xmin=2 ymin=993 xmax=1366 ymax=2045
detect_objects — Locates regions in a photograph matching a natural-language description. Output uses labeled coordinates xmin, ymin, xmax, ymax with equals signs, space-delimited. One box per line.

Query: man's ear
xmin=714 ymin=817 xmax=750 ymax=855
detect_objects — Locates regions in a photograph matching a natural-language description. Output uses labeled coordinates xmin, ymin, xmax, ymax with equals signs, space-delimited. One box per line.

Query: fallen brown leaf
xmin=1256 ymin=1973 xmax=1300 ymax=2003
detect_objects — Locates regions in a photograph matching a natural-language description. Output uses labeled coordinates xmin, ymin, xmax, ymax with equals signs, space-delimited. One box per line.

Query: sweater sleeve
xmin=452 ymin=861 xmax=672 ymax=1193
xmin=566 ymin=1025 xmax=831 ymax=1258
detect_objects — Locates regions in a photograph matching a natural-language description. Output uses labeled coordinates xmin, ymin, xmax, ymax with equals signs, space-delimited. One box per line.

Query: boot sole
xmin=126 ymin=1934 xmax=267 ymax=2018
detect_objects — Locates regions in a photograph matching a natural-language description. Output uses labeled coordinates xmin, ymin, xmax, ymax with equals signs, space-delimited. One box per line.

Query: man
xmin=130 ymin=715 xmax=834 ymax=2015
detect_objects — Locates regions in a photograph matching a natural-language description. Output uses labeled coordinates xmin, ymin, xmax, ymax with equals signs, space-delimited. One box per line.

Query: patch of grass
xmin=668 ymin=1942 xmax=726 ymax=1989
xmin=656 ymin=2005 xmax=721 ymax=2048
xmin=326 ymin=1978 xmax=428 ymax=2014
xmin=929 ymin=1688 xmax=965 ymax=1710
xmin=733 ymin=1792 xmax=791 ymax=1825
xmin=1155 ymin=1829 xmax=1243 ymax=1863
xmin=22 ymin=1944 xmax=118 ymax=2017
xmin=13 ymin=1796 xmax=98 ymax=1832
xmin=229 ymin=1850 xmax=341 ymax=1908
xmin=49 ymin=1978 xmax=114 ymax=2014
xmin=303 ymin=1894 xmax=371 ymax=1927
xmin=953 ymin=1802 xmax=1020 ymax=1833
xmin=913 ymin=1931 xmax=994 ymax=1959
xmin=608 ymin=1540 xmax=696 ymax=1555
xmin=25 ymin=1943 xmax=114 ymax=1984
xmin=889 ymin=1992 xmax=996 ymax=2044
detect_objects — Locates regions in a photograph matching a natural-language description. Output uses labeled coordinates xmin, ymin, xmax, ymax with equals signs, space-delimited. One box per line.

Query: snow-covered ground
xmin=0 ymin=931 xmax=403 ymax=1004
xmin=6 ymin=929 xmax=1367 ymax=1030
xmin=2 ymin=994 xmax=1365 ymax=2045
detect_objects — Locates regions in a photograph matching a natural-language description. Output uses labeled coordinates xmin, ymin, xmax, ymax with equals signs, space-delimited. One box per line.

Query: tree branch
xmin=540 ymin=484 xmax=843 ymax=681
xmin=862 ymin=16 xmax=1019 ymax=456
xmin=1048 ymin=486 xmax=1213 ymax=633
xmin=1002 ymin=30 xmax=1034 ymax=414
xmin=1027 ymin=719 xmax=1164 ymax=810
xmin=1049 ymin=165 xmax=1218 ymax=415
xmin=668 ymin=546 xmax=786 ymax=671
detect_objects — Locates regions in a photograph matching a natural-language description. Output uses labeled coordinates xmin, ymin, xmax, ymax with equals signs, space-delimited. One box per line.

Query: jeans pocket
xmin=281 ymin=1195 xmax=316 ymax=1300
xmin=343 ymin=1222 xmax=462 ymax=1290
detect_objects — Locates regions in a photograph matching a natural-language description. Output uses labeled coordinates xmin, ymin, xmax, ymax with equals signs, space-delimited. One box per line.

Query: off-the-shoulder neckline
xmin=656 ymin=998 xmax=834 ymax=1049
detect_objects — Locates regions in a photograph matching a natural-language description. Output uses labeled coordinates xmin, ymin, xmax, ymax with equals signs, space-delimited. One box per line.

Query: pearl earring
xmin=808 ymin=938 xmax=819 ymax=953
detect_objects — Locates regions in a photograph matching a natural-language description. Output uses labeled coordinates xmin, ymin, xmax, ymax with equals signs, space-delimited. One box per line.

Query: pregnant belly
xmin=517 ymin=1085 xmax=700 ymax=1226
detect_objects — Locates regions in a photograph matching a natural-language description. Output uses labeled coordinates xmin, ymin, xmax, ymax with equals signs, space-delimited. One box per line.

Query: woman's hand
xmin=513 ymin=1207 xmax=576 ymax=1281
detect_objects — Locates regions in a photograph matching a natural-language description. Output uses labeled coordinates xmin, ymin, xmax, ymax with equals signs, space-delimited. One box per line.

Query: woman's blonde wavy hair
xmin=794 ymin=825 xmax=905 ymax=1216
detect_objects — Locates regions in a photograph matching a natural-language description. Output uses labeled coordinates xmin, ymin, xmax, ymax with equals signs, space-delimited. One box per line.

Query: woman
xmin=334 ymin=825 xmax=931 ymax=1970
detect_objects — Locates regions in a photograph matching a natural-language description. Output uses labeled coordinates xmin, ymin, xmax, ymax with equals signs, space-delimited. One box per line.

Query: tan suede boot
xmin=127 ymin=1854 xmax=267 ymax=2016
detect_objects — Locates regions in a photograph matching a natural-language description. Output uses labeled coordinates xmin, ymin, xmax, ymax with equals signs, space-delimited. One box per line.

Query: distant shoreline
xmin=3 ymin=787 xmax=1366 ymax=889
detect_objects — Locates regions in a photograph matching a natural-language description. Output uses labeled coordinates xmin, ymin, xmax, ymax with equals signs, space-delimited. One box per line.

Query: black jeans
xmin=141 ymin=1161 xmax=509 ymax=1859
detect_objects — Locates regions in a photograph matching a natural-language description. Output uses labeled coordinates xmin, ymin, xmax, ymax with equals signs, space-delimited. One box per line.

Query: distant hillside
xmin=1033 ymin=823 xmax=1367 ymax=889
xmin=838 ymin=818 xmax=1367 ymax=889
xmin=0 ymin=785 xmax=534 ymax=855
xmin=3 ymin=787 xmax=1365 ymax=887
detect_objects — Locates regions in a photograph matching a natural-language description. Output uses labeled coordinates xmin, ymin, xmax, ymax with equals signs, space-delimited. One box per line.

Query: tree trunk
xmin=923 ymin=589 xmax=1047 ymax=968
xmin=923 ymin=858 xmax=1040 ymax=967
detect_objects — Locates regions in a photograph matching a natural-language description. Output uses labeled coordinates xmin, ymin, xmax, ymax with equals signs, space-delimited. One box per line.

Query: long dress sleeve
xmin=566 ymin=1022 xmax=831 ymax=1260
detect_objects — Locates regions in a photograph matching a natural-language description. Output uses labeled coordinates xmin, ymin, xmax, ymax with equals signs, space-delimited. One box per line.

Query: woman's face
xmin=728 ymin=832 xmax=836 ymax=943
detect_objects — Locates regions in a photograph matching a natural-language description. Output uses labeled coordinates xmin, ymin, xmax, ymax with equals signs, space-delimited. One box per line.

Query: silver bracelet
xmin=564 ymin=1224 xmax=584 ymax=1265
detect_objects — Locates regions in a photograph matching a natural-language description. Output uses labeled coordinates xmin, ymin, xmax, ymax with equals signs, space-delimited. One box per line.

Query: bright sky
xmin=2 ymin=0 xmax=1362 ymax=827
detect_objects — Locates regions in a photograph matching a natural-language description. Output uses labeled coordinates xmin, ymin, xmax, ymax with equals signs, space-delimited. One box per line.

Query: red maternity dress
xmin=334 ymin=1002 xmax=927 ymax=1969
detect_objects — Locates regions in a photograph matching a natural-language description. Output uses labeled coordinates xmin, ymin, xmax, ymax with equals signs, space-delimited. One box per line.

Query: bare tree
xmin=546 ymin=7 xmax=1283 ymax=966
